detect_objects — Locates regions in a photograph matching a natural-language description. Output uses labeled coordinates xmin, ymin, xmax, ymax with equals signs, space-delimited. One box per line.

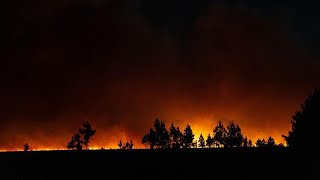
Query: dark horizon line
xmin=0 ymin=146 xmax=288 ymax=153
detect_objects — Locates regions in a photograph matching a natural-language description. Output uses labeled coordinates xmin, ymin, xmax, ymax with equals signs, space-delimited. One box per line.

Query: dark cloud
xmin=1 ymin=0 xmax=320 ymax=150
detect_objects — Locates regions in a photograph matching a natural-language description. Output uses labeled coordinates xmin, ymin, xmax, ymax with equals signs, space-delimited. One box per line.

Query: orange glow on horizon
xmin=178 ymin=116 xmax=287 ymax=146
xmin=0 ymin=116 xmax=288 ymax=152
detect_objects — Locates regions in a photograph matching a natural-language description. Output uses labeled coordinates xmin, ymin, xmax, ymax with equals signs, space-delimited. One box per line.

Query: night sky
xmin=1 ymin=0 xmax=320 ymax=150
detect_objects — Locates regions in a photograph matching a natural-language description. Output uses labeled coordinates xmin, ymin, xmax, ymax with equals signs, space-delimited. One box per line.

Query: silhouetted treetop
xmin=255 ymin=138 xmax=266 ymax=147
xmin=67 ymin=132 xmax=83 ymax=151
xmin=278 ymin=143 xmax=285 ymax=148
xmin=129 ymin=139 xmax=134 ymax=149
xmin=118 ymin=140 xmax=122 ymax=149
xmin=169 ymin=122 xmax=183 ymax=149
xmin=67 ymin=121 xmax=96 ymax=150
xmin=198 ymin=134 xmax=205 ymax=148
xmin=248 ymin=139 xmax=253 ymax=147
xmin=283 ymin=88 xmax=320 ymax=151
xmin=182 ymin=124 xmax=194 ymax=148
xmin=79 ymin=121 xmax=96 ymax=149
xmin=206 ymin=134 xmax=213 ymax=148
xmin=142 ymin=118 xmax=170 ymax=149
xmin=242 ymin=137 xmax=248 ymax=147
xmin=142 ymin=128 xmax=156 ymax=149
xmin=267 ymin=136 xmax=275 ymax=147
xmin=225 ymin=121 xmax=244 ymax=148
xmin=213 ymin=121 xmax=226 ymax=148
xmin=142 ymin=119 xmax=254 ymax=149
xmin=125 ymin=141 xmax=130 ymax=149
xmin=154 ymin=118 xmax=170 ymax=148
xmin=24 ymin=143 xmax=30 ymax=152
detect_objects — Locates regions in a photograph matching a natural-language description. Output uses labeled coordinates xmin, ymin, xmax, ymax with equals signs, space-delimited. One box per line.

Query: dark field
xmin=0 ymin=148 xmax=316 ymax=180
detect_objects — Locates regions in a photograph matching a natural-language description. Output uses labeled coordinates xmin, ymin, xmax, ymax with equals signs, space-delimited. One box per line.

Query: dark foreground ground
xmin=0 ymin=148 xmax=316 ymax=180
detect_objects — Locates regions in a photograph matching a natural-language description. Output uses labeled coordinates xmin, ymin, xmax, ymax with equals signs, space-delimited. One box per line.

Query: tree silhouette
xmin=248 ymin=139 xmax=253 ymax=147
xmin=213 ymin=121 xmax=226 ymax=147
xmin=192 ymin=140 xmax=197 ymax=148
xmin=224 ymin=121 xmax=243 ymax=148
xmin=66 ymin=121 xmax=96 ymax=150
xmin=154 ymin=118 xmax=170 ymax=148
xmin=125 ymin=141 xmax=130 ymax=149
xmin=118 ymin=140 xmax=123 ymax=149
xmin=206 ymin=134 xmax=213 ymax=148
xmin=67 ymin=132 xmax=83 ymax=150
xmin=182 ymin=124 xmax=194 ymax=148
xmin=267 ymin=136 xmax=275 ymax=147
xmin=198 ymin=134 xmax=205 ymax=148
xmin=169 ymin=122 xmax=183 ymax=149
xmin=129 ymin=139 xmax=134 ymax=149
xmin=282 ymin=89 xmax=320 ymax=151
xmin=142 ymin=118 xmax=170 ymax=149
xmin=24 ymin=143 xmax=30 ymax=151
xmin=242 ymin=137 xmax=248 ymax=147
xmin=79 ymin=121 xmax=96 ymax=150
xmin=255 ymin=138 xmax=266 ymax=147
xmin=142 ymin=128 xmax=156 ymax=149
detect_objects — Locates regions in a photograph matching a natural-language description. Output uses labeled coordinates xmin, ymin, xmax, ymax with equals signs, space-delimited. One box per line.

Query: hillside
xmin=0 ymin=148 xmax=315 ymax=180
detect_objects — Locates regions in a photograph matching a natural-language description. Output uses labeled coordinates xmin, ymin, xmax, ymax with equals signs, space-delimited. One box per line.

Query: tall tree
xmin=206 ymin=134 xmax=213 ymax=148
xmin=248 ymin=139 xmax=253 ymax=147
xmin=282 ymin=89 xmax=320 ymax=151
xmin=198 ymin=134 xmax=205 ymax=148
xmin=224 ymin=121 xmax=244 ymax=148
xmin=182 ymin=124 xmax=194 ymax=148
xmin=169 ymin=122 xmax=183 ymax=149
xmin=213 ymin=121 xmax=226 ymax=147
